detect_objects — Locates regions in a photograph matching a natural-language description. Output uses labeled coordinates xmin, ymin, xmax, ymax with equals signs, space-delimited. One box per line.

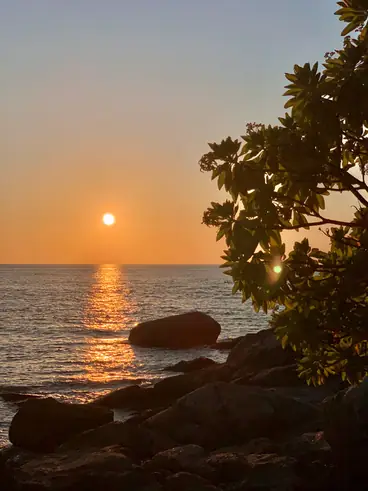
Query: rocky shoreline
xmin=0 ymin=322 xmax=366 ymax=490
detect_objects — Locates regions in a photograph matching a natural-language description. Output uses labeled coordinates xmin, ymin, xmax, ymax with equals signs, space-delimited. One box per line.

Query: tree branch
xmin=259 ymin=217 xmax=355 ymax=231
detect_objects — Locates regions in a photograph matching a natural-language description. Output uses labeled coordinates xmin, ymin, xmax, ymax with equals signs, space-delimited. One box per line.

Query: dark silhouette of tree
xmin=200 ymin=1 xmax=368 ymax=385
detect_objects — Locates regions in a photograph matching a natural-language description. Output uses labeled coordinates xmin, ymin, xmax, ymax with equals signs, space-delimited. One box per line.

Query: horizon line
xmin=0 ymin=263 xmax=222 ymax=267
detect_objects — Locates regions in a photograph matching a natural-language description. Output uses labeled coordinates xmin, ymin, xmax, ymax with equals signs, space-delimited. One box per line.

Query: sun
xmin=102 ymin=213 xmax=116 ymax=226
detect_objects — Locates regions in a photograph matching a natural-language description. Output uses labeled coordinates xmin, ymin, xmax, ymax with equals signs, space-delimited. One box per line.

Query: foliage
xmin=199 ymin=1 xmax=368 ymax=385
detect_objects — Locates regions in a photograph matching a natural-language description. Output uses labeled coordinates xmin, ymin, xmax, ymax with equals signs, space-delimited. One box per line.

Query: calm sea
xmin=0 ymin=264 xmax=269 ymax=446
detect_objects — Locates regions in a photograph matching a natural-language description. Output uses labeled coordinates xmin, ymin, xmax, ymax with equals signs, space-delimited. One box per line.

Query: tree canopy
xmin=200 ymin=0 xmax=368 ymax=385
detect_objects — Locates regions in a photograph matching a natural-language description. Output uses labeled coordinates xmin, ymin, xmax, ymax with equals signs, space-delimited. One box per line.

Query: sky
xmin=0 ymin=0 xmax=354 ymax=264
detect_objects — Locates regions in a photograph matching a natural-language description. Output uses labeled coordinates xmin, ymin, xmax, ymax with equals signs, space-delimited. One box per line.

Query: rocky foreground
xmin=1 ymin=327 xmax=366 ymax=490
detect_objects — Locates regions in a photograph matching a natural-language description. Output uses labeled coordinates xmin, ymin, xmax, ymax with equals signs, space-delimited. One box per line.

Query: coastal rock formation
xmin=144 ymin=444 xmax=206 ymax=474
xmin=60 ymin=421 xmax=176 ymax=460
xmin=323 ymin=377 xmax=368 ymax=484
xmin=128 ymin=311 xmax=221 ymax=348
xmin=92 ymin=364 xmax=232 ymax=411
xmin=144 ymin=382 xmax=319 ymax=449
xmin=238 ymin=364 xmax=303 ymax=387
xmin=9 ymin=397 xmax=113 ymax=452
xmin=3 ymin=446 xmax=159 ymax=491
xmin=164 ymin=357 xmax=218 ymax=373
xmin=227 ymin=328 xmax=295 ymax=377
xmin=2 ymin=327 xmax=352 ymax=489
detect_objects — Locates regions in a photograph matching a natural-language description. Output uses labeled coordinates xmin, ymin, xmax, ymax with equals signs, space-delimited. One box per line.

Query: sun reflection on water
xmin=83 ymin=264 xmax=137 ymax=383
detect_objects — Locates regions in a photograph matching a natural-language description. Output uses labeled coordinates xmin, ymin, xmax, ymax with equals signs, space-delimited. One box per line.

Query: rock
xmin=244 ymin=453 xmax=298 ymax=491
xmin=92 ymin=384 xmax=145 ymax=409
xmin=205 ymin=452 xmax=249 ymax=483
xmin=153 ymin=364 xmax=232 ymax=400
xmin=165 ymin=472 xmax=219 ymax=491
xmin=129 ymin=311 xmax=221 ymax=349
xmin=9 ymin=397 xmax=113 ymax=452
xmin=244 ymin=365 xmax=304 ymax=387
xmin=323 ymin=377 xmax=368 ymax=485
xmin=324 ymin=379 xmax=368 ymax=453
xmin=0 ymin=392 xmax=42 ymax=404
xmin=240 ymin=437 xmax=278 ymax=455
xmin=60 ymin=421 xmax=176 ymax=460
xmin=126 ymin=407 xmax=164 ymax=425
xmin=164 ymin=357 xmax=218 ymax=373
xmin=145 ymin=382 xmax=319 ymax=449
xmin=210 ymin=337 xmax=244 ymax=350
xmin=227 ymin=328 xmax=295 ymax=376
xmin=214 ymin=438 xmax=278 ymax=458
xmin=282 ymin=431 xmax=331 ymax=461
xmin=92 ymin=364 xmax=232 ymax=411
xmin=144 ymin=444 xmax=205 ymax=473
xmin=9 ymin=446 xmax=135 ymax=491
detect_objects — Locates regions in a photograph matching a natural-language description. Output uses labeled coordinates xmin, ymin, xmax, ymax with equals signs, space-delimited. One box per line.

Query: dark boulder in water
xmin=164 ymin=357 xmax=218 ymax=373
xmin=9 ymin=397 xmax=113 ymax=452
xmin=128 ymin=311 xmax=221 ymax=349
xmin=0 ymin=392 xmax=41 ymax=404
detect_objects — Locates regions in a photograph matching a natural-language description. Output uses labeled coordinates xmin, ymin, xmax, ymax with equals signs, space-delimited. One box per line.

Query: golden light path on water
xmin=83 ymin=264 xmax=138 ymax=384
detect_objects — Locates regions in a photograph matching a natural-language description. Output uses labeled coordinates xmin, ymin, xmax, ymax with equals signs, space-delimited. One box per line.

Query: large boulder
xmin=241 ymin=453 xmax=298 ymax=491
xmin=152 ymin=364 xmax=232 ymax=401
xmin=129 ymin=312 xmax=221 ymax=349
xmin=227 ymin=328 xmax=295 ymax=377
xmin=205 ymin=452 xmax=249 ymax=483
xmin=145 ymin=382 xmax=319 ymax=449
xmin=164 ymin=357 xmax=218 ymax=373
xmin=92 ymin=364 xmax=233 ymax=411
xmin=144 ymin=444 xmax=205 ymax=473
xmin=60 ymin=421 xmax=176 ymax=460
xmin=324 ymin=377 xmax=368 ymax=481
xmin=91 ymin=384 xmax=146 ymax=409
xmin=9 ymin=397 xmax=113 ymax=452
xmin=240 ymin=365 xmax=304 ymax=387
xmin=6 ymin=446 xmax=162 ymax=491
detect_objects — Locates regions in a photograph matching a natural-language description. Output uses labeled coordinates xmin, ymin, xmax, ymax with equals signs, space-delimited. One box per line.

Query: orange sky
xmin=1 ymin=1 xmax=353 ymax=264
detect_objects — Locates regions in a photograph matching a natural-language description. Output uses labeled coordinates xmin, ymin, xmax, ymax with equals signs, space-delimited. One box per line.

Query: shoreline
xmin=1 ymin=327 xmax=355 ymax=490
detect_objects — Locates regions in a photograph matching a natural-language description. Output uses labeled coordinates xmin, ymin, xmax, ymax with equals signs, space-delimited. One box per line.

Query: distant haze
xmin=1 ymin=0 xmax=353 ymax=264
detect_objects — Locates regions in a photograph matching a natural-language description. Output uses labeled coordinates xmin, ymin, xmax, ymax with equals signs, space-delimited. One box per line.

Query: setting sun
xmin=102 ymin=213 xmax=116 ymax=226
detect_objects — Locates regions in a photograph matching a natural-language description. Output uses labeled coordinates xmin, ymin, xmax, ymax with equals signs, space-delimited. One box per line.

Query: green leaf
xmin=316 ymin=194 xmax=325 ymax=210
xmin=218 ymin=171 xmax=226 ymax=190
xmin=341 ymin=20 xmax=361 ymax=36
xmin=216 ymin=227 xmax=226 ymax=241
xmin=285 ymin=73 xmax=298 ymax=83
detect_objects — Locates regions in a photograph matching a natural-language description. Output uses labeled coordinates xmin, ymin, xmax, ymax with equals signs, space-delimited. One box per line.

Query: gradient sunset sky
xmin=1 ymin=1 xmax=354 ymax=264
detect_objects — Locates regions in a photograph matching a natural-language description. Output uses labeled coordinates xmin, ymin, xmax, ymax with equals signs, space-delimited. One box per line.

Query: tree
xmin=199 ymin=1 xmax=368 ymax=386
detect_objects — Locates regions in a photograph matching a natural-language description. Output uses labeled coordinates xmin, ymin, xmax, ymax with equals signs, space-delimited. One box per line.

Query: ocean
xmin=0 ymin=264 xmax=269 ymax=446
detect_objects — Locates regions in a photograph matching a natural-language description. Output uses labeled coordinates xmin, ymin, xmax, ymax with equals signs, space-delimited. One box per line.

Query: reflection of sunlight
xmin=84 ymin=264 xmax=131 ymax=332
xmin=83 ymin=264 xmax=137 ymax=383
